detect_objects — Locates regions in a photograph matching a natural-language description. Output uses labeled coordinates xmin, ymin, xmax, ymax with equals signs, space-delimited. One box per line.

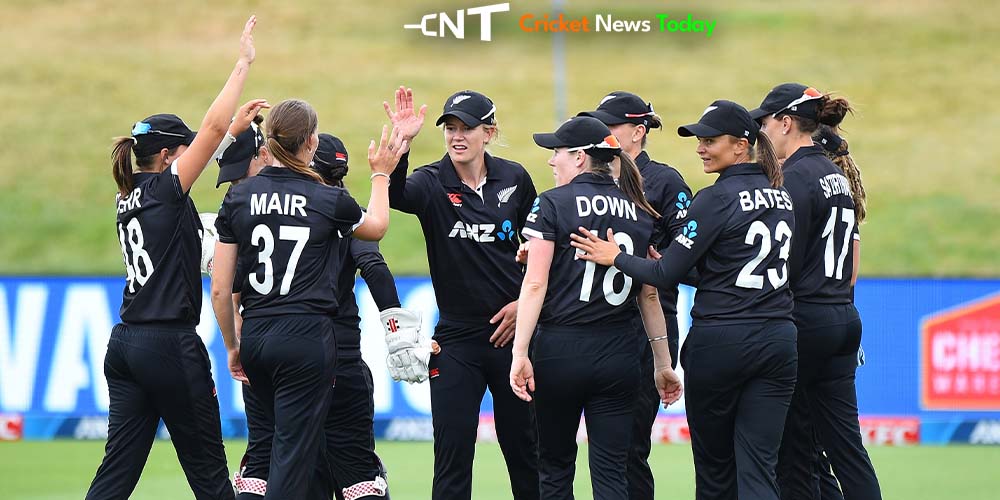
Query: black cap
xmin=577 ymin=91 xmax=660 ymax=128
xmin=131 ymin=114 xmax=196 ymax=157
xmin=678 ymin=100 xmax=760 ymax=145
xmin=312 ymin=133 xmax=349 ymax=185
xmin=533 ymin=116 xmax=621 ymax=162
xmin=216 ymin=121 xmax=265 ymax=187
xmin=435 ymin=90 xmax=496 ymax=127
xmin=815 ymin=126 xmax=847 ymax=156
xmin=749 ymin=83 xmax=823 ymax=121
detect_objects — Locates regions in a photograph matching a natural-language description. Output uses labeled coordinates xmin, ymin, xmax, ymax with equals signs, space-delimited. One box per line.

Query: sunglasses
xmin=772 ymin=88 xmax=823 ymax=117
xmin=131 ymin=121 xmax=188 ymax=138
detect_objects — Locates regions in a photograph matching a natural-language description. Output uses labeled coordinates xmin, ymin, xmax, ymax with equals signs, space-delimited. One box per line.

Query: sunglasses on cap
xmin=131 ymin=121 xmax=189 ymax=139
xmin=566 ymin=134 xmax=621 ymax=152
xmin=772 ymin=87 xmax=823 ymax=118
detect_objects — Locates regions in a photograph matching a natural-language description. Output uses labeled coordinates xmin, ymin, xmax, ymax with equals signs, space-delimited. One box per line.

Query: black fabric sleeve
xmin=350 ymin=238 xmax=401 ymax=310
xmin=215 ymin=187 xmax=237 ymax=244
xmin=660 ymin=171 xmax=694 ymax=245
xmin=614 ymin=188 xmax=729 ymax=290
xmin=516 ymin=170 xmax=539 ymax=242
xmin=388 ymin=152 xmax=432 ymax=215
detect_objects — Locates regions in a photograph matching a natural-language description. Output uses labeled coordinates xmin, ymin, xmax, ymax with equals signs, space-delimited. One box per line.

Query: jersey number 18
xmin=578 ymin=229 xmax=634 ymax=306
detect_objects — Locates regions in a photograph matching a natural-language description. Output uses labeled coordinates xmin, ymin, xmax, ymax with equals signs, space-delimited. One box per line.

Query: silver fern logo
xmin=497 ymin=185 xmax=518 ymax=207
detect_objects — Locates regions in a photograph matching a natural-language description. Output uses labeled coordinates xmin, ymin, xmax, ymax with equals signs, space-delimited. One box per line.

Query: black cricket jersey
xmin=614 ymin=163 xmax=795 ymax=326
xmin=389 ymin=152 xmax=537 ymax=323
xmin=782 ymin=144 xmax=858 ymax=304
xmin=116 ymin=164 xmax=203 ymax=327
xmin=523 ymin=172 xmax=654 ymax=327
xmin=635 ymin=151 xmax=693 ymax=318
xmin=332 ymin=236 xmax=401 ymax=355
xmin=216 ymin=166 xmax=363 ymax=319
xmin=636 ymin=151 xmax=692 ymax=248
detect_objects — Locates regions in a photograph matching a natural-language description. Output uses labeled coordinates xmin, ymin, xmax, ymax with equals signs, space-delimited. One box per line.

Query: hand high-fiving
xmin=383 ymin=86 xmax=427 ymax=152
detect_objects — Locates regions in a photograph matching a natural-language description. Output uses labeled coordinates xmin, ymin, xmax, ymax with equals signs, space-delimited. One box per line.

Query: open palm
xmin=383 ymin=86 xmax=427 ymax=144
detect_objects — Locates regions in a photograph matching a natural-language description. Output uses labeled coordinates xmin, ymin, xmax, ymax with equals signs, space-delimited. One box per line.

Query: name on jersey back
xmin=250 ymin=193 xmax=308 ymax=217
xmin=819 ymin=173 xmax=852 ymax=199
xmin=738 ymin=188 xmax=793 ymax=212
xmin=116 ymin=187 xmax=142 ymax=214
xmin=576 ymin=195 xmax=637 ymax=221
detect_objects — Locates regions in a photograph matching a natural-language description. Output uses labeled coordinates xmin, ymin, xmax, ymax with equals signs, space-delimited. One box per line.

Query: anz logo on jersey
xmin=674 ymin=220 xmax=698 ymax=249
xmin=674 ymin=192 xmax=691 ymax=219
xmin=448 ymin=219 xmax=516 ymax=243
xmin=526 ymin=197 xmax=541 ymax=224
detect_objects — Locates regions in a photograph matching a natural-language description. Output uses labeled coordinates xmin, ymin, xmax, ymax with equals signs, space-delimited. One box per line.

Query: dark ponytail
xmin=613 ymin=151 xmax=660 ymax=218
xmin=817 ymin=94 xmax=854 ymax=128
xmin=112 ymin=137 xmax=137 ymax=197
xmin=753 ymin=133 xmax=783 ymax=188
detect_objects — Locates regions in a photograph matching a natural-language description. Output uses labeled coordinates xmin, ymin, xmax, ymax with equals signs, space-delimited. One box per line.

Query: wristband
xmin=370 ymin=172 xmax=391 ymax=184
xmin=648 ymin=335 xmax=669 ymax=343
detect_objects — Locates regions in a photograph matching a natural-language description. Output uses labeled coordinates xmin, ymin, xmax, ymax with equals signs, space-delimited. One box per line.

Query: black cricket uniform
xmin=614 ymin=163 xmax=798 ymax=500
xmin=523 ymin=172 xmax=654 ymax=500
xmin=319 ymin=237 xmax=401 ymax=500
xmin=389 ymin=152 xmax=540 ymax=500
xmin=775 ymin=145 xmax=881 ymax=500
xmin=628 ymin=151 xmax=692 ymax=500
xmin=87 ymin=166 xmax=233 ymax=500
xmin=216 ymin=166 xmax=363 ymax=500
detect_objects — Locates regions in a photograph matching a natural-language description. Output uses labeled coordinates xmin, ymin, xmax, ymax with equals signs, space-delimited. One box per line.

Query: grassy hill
xmin=1 ymin=0 xmax=997 ymax=276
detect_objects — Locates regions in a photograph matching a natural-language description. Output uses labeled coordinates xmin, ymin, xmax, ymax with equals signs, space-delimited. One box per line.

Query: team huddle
xmin=91 ymin=16 xmax=879 ymax=500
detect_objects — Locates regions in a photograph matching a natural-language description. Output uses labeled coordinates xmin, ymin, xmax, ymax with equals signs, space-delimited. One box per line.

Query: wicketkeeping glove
xmin=381 ymin=307 xmax=433 ymax=383
xmin=199 ymin=212 xmax=218 ymax=276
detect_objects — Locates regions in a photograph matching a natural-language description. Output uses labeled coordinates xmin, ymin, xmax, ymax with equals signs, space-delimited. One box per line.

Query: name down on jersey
xmin=576 ymin=195 xmax=637 ymax=221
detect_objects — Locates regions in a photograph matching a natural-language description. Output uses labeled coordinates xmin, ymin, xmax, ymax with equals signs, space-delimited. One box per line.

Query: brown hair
xmin=778 ymin=94 xmax=854 ymax=135
xmin=588 ymin=152 xmax=660 ymax=218
xmin=639 ymin=114 xmax=662 ymax=149
xmin=111 ymin=138 xmax=179 ymax=197
xmin=265 ymin=99 xmax=326 ymax=184
xmin=751 ymin=133 xmax=783 ymax=188
xmin=820 ymin=132 xmax=868 ymax=223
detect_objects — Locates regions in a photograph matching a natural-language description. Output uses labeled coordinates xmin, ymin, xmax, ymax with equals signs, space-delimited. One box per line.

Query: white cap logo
xmin=701 ymin=105 xmax=718 ymax=117
xmin=600 ymin=94 xmax=617 ymax=105
xmin=452 ymin=95 xmax=471 ymax=106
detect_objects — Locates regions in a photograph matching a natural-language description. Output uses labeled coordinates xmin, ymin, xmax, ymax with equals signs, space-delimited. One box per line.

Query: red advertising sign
xmin=859 ymin=416 xmax=919 ymax=445
xmin=0 ymin=414 xmax=24 ymax=441
xmin=922 ymin=293 xmax=1000 ymax=410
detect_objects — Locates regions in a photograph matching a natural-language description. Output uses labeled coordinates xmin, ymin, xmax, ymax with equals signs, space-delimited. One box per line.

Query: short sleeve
xmin=216 ymin=187 xmax=237 ymax=244
xmin=521 ymin=193 xmax=557 ymax=241
xmin=333 ymin=192 xmax=365 ymax=234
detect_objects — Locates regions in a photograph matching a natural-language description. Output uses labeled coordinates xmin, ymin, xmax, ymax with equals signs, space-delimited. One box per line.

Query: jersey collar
xmin=258 ymin=165 xmax=317 ymax=180
xmin=718 ymin=162 xmax=764 ymax=180
xmin=438 ymin=152 xmax=500 ymax=189
xmin=783 ymin=143 xmax=826 ymax=167
xmin=570 ymin=171 xmax=616 ymax=185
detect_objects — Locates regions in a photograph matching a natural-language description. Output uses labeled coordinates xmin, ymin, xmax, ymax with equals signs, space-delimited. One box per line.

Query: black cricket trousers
xmin=683 ymin=319 xmax=797 ymax=500
xmin=428 ymin=320 xmax=539 ymax=500
xmin=85 ymin=323 xmax=233 ymax=500
xmin=240 ymin=314 xmax=337 ymax=500
xmin=533 ymin=322 xmax=639 ymax=500
xmin=318 ymin=355 xmax=390 ymax=500
xmin=235 ymin=382 xmax=271 ymax=500
xmin=627 ymin=314 xmax=680 ymax=500
xmin=777 ymin=301 xmax=881 ymax=500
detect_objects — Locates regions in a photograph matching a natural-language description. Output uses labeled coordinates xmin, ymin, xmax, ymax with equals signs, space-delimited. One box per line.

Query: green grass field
xmin=1 ymin=0 xmax=998 ymax=277
xmin=2 ymin=440 xmax=998 ymax=499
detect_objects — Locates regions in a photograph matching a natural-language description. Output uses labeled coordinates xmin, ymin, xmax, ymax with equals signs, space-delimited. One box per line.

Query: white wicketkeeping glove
xmin=381 ymin=307 xmax=433 ymax=383
xmin=199 ymin=213 xmax=219 ymax=276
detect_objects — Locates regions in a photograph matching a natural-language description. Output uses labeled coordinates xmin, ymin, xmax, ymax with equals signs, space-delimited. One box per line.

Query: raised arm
xmin=384 ymin=87 xmax=432 ymax=214
xmin=176 ymin=16 xmax=261 ymax=193
xmin=353 ymin=125 xmax=407 ymax=241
